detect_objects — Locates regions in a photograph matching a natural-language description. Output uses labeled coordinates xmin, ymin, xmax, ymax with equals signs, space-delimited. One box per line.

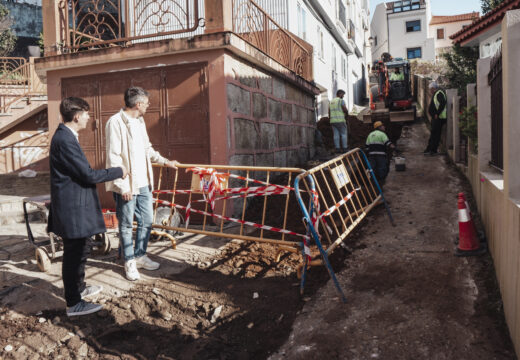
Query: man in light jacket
xmin=105 ymin=87 xmax=178 ymax=281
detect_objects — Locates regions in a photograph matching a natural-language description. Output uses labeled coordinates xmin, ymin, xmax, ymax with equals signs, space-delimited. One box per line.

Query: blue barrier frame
xmin=294 ymin=149 xmax=394 ymax=302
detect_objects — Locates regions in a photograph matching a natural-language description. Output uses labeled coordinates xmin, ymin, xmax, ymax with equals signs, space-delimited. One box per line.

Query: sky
xmin=369 ymin=0 xmax=482 ymax=19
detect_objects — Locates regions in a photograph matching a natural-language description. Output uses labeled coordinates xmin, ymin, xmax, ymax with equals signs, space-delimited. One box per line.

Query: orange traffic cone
xmin=455 ymin=196 xmax=486 ymax=256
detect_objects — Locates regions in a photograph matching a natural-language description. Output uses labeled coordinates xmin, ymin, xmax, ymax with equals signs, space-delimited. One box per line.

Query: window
xmin=437 ymin=28 xmax=445 ymax=40
xmin=406 ymin=20 xmax=421 ymax=32
xmin=407 ymin=47 xmax=422 ymax=59
xmin=374 ymin=36 xmax=378 ymax=46
xmin=317 ymin=26 xmax=324 ymax=59
xmin=341 ymin=56 xmax=346 ymax=79
xmin=394 ymin=0 xmax=421 ymax=12
xmin=338 ymin=0 xmax=346 ymax=28
xmin=297 ymin=3 xmax=307 ymax=40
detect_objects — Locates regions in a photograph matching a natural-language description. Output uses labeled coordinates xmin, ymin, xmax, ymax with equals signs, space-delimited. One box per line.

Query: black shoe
xmin=423 ymin=149 xmax=431 ymax=155
xmin=429 ymin=151 xmax=440 ymax=156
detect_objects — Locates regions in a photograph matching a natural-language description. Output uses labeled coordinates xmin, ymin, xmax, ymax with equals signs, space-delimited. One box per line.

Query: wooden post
xmin=42 ymin=0 xmax=61 ymax=56
xmin=204 ymin=0 xmax=233 ymax=34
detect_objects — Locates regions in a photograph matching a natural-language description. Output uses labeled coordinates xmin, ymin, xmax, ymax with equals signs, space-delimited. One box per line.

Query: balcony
xmin=43 ymin=0 xmax=311 ymax=81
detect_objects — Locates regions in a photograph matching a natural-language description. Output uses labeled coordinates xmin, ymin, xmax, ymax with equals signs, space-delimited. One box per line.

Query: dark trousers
xmin=369 ymin=155 xmax=389 ymax=183
xmin=62 ymin=237 xmax=90 ymax=307
xmin=426 ymin=117 xmax=446 ymax=153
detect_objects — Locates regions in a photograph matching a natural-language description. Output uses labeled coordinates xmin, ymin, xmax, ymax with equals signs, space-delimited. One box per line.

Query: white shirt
xmin=126 ymin=114 xmax=149 ymax=188
xmin=65 ymin=124 xmax=79 ymax=142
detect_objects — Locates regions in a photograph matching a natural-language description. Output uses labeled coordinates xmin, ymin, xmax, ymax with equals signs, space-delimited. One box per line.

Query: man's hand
xmin=165 ymin=160 xmax=179 ymax=169
xmin=120 ymin=165 xmax=128 ymax=179
xmin=122 ymin=192 xmax=132 ymax=201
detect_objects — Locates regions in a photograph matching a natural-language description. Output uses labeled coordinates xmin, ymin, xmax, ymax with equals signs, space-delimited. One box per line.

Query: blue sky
xmin=369 ymin=0 xmax=482 ymax=19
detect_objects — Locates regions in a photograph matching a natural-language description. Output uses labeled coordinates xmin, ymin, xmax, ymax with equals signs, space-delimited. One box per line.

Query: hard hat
xmin=373 ymin=121 xmax=383 ymax=129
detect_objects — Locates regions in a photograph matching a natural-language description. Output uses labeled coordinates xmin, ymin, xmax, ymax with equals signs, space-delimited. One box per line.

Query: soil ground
xmin=0 ymin=120 xmax=516 ymax=359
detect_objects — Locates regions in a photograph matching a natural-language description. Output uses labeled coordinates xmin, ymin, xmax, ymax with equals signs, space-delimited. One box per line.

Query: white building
xmin=258 ymin=0 xmax=372 ymax=118
xmin=429 ymin=12 xmax=479 ymax=59
xmin=370 ymin=0 xmax=435 ymax=62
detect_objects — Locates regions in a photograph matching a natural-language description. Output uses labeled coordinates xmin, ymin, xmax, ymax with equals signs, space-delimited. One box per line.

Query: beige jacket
xmin=105 ymin=109 xmax=167 ymax=195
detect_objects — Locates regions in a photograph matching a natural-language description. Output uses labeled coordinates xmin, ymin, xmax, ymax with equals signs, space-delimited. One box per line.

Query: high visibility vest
xmin=434 ymin=90 xmax=447 ymax=119
xmin=366 ymin=129 xmax=392 ymax=156
xmin=330 ymin=97 xmax=346 ymax=123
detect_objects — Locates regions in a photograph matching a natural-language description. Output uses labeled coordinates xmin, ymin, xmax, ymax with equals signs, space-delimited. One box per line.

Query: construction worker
xmin=389 ymin=68 xmax=404 ymax=81
xmin=366 ymin=121 xmax=395 ymax=185
xmin=423 ymin=82 xmax=447 ymax=156
xmin=328 ymin=89 xmax=349 ymax=153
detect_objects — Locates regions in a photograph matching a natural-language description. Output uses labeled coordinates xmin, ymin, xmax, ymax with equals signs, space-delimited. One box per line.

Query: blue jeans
xmin=331 ymin=122 xmax=348 ymax=149
xmin=113 ymin=186 xmax=153 ymax=261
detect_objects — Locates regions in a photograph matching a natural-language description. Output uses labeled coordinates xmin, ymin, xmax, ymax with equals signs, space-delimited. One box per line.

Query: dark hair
xmin=60 ymin=97 xmax=90 ymax=123
xmin=124 ymin=86 xmax=150 ymax=108
xmin=336 ymin=89 xmax=345 ymax=97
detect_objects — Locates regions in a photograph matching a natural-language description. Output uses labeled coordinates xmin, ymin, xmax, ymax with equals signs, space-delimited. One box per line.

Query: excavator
xmin=368 ymin=54 xmax=416 ymax=123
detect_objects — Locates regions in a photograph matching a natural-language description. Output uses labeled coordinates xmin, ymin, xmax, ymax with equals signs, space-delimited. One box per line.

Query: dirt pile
xmin=317 ymin=116 xmax=403 ymax=151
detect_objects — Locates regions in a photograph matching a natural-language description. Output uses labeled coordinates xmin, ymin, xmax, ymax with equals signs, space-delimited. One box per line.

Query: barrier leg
xmin=295 ymin=176 xmax=347 ymax=303
xmin=359 ymin=150 xmax=395 ymax=226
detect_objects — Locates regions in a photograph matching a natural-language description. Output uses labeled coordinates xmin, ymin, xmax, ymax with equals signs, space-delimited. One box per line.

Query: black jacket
xmin=428 ymin=90 xmax=447 ymax=118
xmin=49 ymin=123 xmax=123 ymax=239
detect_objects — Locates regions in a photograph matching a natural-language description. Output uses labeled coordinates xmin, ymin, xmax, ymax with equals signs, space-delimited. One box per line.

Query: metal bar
xmin=294 ymin=174 xmax=347 ymax=303
xmin=152 ymin=223 xmax=300 ymax=248
xmin=259 ymin=170 xmax=270 ymax=239
xmin=281 ymin=172 xmax=292 ymax=241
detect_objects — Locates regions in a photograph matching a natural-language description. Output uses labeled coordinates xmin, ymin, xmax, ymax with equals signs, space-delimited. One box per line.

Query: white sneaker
xmin=135 ymin=255 xmax=160 ymax=271
xmin=125 ymin=259 xmax=140 ymax=281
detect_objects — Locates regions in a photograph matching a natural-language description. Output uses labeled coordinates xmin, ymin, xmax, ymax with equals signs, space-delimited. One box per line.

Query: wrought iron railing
xmin=232 ymin=0 xmax=312 ymax=81
xmin=488 ymin=47 xmax=503 ymax=170
xmin=57 ymin=0 xmax=205 ymax=51
xmin=0 ymin=57 xmax=46 ymax=113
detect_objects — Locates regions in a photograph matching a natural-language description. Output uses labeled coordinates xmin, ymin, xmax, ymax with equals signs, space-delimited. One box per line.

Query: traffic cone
xmin=455 ymin=197 xmax=486 ymax=257
xmin=458 ymin=192 xmax=471 ymax=218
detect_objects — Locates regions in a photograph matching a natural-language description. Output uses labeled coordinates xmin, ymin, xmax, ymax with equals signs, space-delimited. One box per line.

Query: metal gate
xmin=294 ymin=149 xmax=394 ymax=301
xmin=488 ymin=47 xmax=503 ymax=170
xmin=61 ymin=62 xmax=209 ymax=207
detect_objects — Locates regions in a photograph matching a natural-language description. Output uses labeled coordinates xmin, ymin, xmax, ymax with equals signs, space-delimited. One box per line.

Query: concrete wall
xmin=429 ymin=19 xmax=475 ymax=56
xmin=460 ymin=10 xmax=520 ymax=357
xmin=387 ymin=9 xmax=434 ymax=61
xmin=0 ymin=109 xmax=48 ymax=173
xmin=225 ymin=54 xmax=315 ymax=168
xmin=370 ymin=3 xmax=389 ymax=61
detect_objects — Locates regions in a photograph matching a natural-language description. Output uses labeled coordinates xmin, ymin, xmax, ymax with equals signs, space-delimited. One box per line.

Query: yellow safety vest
xmin=434 ymin=90 xmax=447 ymax=119
xmin=330 ymin=97 xmax=345 ymax=123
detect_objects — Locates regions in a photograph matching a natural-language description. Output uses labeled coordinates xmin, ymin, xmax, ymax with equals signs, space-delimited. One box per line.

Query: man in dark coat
xmin=49 ymin=97 xmax=126 ymax=316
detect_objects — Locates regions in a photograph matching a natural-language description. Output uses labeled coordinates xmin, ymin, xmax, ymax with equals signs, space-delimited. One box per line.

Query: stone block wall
xmin=225 ymin=55 xmax=316 ymax=168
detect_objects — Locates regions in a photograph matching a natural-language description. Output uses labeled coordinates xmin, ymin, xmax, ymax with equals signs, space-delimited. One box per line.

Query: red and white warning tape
xmin=154 ymin=198 xmax=310 ymax=240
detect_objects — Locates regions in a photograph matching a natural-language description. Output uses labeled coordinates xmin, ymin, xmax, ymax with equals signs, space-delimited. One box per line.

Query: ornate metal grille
xmin=58 ymin=0 xmax=204 ymax=51
xmin=488 ymin=47 xmax=503 ymax=170
xmin=232 ymin=0 xmax=312 ymax=81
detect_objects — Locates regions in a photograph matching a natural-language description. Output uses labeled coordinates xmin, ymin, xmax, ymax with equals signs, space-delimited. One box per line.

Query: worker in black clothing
xmin=423 ymin=82 xmax=447 ymax=156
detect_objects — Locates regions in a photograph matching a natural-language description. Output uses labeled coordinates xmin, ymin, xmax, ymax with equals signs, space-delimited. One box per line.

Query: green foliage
xmin=460 ymin=105 xmax=478 ymax=153
xmin=481 ymin=0 xmax=506 ymax=14
xmin=0 ymin=4 xmax=16 ymax=56
xmin=38 ymin=32 xmax=44 ymax=54
xmin=441 ymin=44 xmax=479 ymax=97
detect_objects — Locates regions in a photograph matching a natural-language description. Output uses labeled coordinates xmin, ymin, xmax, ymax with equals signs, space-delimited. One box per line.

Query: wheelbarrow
xmin=23 ymin=195 xmax=114 ymax=272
